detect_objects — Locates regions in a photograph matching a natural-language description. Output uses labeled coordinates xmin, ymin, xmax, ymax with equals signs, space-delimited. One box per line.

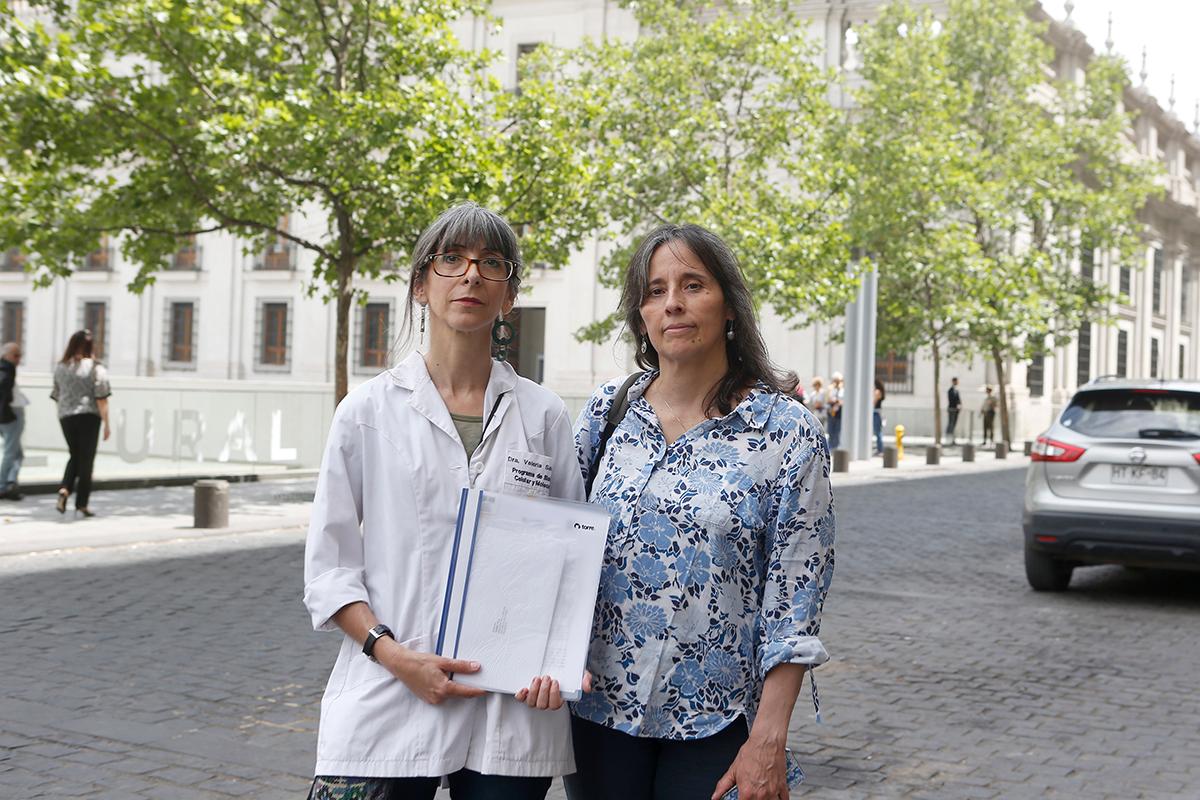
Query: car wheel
xmin=1025 ymin=547 xmax=1073 ymax=591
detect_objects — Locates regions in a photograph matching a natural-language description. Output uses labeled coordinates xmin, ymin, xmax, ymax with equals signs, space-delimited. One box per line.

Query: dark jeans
xmin=827 ymin=411 xmax=842 ymax=450
xmin=945 ymin=408 xmax=960 ymax=440
xmin=59 ymin=413 xmax=101 ymax=509
xmin=872 ymin=409 xmax=883 ymax=454
xmin=564 ymin=715 xmax=749 ymax=800
xmin=308 ymin=770 xmax=551 ymax=800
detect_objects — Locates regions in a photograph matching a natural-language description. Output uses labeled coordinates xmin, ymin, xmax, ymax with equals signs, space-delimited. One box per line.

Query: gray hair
xmin=0 ymin=342 xmax=17 ymax=359
xmin=397 ymin=202 xmax=524 ymax=351
xmin=620 ymin=223 xmax=798 ymax=416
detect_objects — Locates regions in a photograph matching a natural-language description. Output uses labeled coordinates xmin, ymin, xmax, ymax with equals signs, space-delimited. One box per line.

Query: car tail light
xmin=1030 ymin=436 xmax=1086 ymax=462
xmin=1194 ymin=453 xmax=1200 ymax=466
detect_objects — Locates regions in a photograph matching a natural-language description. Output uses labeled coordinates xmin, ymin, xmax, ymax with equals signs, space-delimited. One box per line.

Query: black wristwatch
xmin=363 ymin=623 xmax=395 ymax=663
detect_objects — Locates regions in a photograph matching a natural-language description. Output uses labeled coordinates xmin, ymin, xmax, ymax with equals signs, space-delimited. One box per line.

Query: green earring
xmin=491 ymin=315 xmax=515 ymax=362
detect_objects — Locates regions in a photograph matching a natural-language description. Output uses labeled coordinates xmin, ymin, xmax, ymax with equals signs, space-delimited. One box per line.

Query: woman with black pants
xmin=50 ymin=330 xmax=111 ymax=517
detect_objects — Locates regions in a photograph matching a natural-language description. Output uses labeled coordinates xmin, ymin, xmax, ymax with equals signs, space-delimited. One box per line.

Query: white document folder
xmin=436 ymin=488 xmax=610 ymax=700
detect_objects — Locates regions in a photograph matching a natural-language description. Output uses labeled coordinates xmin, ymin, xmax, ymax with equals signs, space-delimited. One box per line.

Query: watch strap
xmin=363 ymin=623 xmax=394 ymax=662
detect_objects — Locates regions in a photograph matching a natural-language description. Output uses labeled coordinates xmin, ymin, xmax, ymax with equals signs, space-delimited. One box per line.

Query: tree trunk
xmin=992 ymin=346 xmax=1011 ymax=446
xmin=334 ymin=258 xmax=354 ymax=406
xmin=931 ymin=337 xmax=943 ymax=446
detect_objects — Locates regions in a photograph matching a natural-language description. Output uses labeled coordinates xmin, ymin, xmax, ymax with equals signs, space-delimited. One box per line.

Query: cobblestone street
xmin=1 ymin=467 xmax=1197 ymax=798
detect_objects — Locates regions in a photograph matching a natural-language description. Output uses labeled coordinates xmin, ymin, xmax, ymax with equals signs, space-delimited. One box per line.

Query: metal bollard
xmin=995 ymin=442 xmax=1009 ymax=460
xmin=894 ymin=425 xmax=905 ymax=461
xmin=832 ymin=448 xmax=850 ymax=473
xmin=882 ymin=446 xmax=898 ymax=468
xmin=961 ymin=443 xmax=976 ymax=462
xmin=194 ymin=479 xmax=230 ymax=529
xmin=1023 ymin=440 xmax=1033 ymax=457
xmin=925 ymin=445 xmax=941 ymax=465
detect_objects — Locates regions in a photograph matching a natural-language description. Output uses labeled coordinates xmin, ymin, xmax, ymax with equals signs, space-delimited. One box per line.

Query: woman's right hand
xmin=377 ymin=640 xmax=487 ymax=705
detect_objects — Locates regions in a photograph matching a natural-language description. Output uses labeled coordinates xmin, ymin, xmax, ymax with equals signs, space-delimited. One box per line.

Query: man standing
xmin=826 ymin=371 xmax=845 ymax=450
xmin=946 ymin=376 xmax=962 ymax=445
xmin=0 ymin=342 xmax=24 ymax=500
xmin=981 ymin=386 xmax=998 ymax=446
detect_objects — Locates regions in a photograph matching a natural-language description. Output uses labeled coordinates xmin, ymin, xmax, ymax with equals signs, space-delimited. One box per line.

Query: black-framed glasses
xmin=426 ymin=252 xmax=516 ymax=282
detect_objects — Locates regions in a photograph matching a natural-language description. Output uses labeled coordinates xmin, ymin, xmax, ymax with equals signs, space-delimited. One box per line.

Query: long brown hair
xmin=620 ymin=224 xmax=798 ymax=416
xmin=59 ymin=330 xmax=94 ymax=363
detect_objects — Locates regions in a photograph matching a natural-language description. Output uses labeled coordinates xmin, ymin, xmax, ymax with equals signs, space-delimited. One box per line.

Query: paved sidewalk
xmin=0 ymin=479 xmax=315 ymax=557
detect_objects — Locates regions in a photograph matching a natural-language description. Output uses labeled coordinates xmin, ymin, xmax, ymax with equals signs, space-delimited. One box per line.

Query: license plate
xmin=1110 ymin=465 xmax=1168 ymax=486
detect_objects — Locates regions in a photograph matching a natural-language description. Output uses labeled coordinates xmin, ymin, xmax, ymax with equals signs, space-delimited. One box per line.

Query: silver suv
xmin=1023 ymin=378 xmax=1200 ymax=591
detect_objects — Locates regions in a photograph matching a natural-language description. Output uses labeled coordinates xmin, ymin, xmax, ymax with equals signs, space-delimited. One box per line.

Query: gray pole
xmin=842 ymin=262 xmax=878 ymax=462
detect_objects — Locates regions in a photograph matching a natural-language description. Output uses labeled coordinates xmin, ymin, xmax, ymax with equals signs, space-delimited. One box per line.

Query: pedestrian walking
xmin=873 ymin=378 xmax=886 ymax=456
xmin=826 ymin=371 xmax=845 ymax=450
xmin=946 ymin=377 xmax=962 ymax=445
xmin=981 ymin=386 xmax=998 ymax=446
xmin=0 ymin=342 xmax=25 ymax=500
xmin=51 ymin=331 xmax=111 ymax=517
xmin=302 ymin=203 xmax=584 ymax=800
xmin=570 ymin=223 xmax=834 ymax=800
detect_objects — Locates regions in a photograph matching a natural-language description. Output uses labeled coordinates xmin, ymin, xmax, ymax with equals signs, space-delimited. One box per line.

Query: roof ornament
xmin=1194 ymin=100 xmax=1199 ymax=133
xmin=1064 ymin=0 xmax=1074 ymax=25
xmin=1168 ymin=75 xmax=1176 ymax=113
xmin=1139 ymin=47 xmax=1148 ymax=86
xmin=1105 ymin=12 xmax=1114 ymax=53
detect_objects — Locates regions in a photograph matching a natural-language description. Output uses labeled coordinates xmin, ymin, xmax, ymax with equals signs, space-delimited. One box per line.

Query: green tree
xmin=942 ymin=0 xmax=1161 ymax=444
xmin=846 ymin=3 xmax=980 ymax=445
xmin=529 ymin=0 xmax=855 ymax=343
xmin=0 ymin=0 xmax=604 ymax=402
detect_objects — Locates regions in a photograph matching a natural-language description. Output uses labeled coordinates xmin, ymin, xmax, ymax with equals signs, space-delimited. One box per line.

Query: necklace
xmin=659 ymin=392 xmax=688 ymax=434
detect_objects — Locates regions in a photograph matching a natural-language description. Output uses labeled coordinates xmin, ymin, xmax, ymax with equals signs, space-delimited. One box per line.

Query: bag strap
xmin=584 ymin=371 xmax=644 ymax=499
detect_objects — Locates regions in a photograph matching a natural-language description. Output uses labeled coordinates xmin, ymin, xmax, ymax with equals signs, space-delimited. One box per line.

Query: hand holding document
xmin=436 ymin=489 xmax=610 ymax=700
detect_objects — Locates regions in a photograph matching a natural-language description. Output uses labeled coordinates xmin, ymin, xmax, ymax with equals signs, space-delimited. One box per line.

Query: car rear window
xmin=1060 ymin=389 xmax=1200 ymax=439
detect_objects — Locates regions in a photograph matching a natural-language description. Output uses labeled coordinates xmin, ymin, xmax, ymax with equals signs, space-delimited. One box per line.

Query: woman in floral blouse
xmin=569 ymin=224 xmax=835 ymax=800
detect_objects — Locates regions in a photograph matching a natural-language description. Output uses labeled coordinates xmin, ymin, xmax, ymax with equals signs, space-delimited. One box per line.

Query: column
xmin=1165 ymin=244 xmax=1183 ymax=377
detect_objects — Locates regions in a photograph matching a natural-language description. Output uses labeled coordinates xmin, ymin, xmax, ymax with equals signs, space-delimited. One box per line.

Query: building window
xmin=166 ymin=301 xmax=196 ymax=365
xmin=1027 ymin=354 xmax=1044 ymax=398
xmin=515 ymin=42 xmax=542 ymax=95
xmin=507 ymin=307 xmax=546 ymax=383
xmin=256 ymin=216 xmax=296 ymax=270
xmin=1151 ymin=248 xmax=1163 ymax=315
xmin=359 ymin=302 xmax=391 ymax=369
xmin=1 ymin=301 xmax=24 ymax=347
xmin=82 ymin=301 xmax=108 ymax=360
xmin=875 ymin=350 xmax=914 ymax=394
xmin=1119 ymin=265 xmax=1132 ymax=300
xmin=1081 ymin=245 xmax=1094 ymax=283
xmin=1076 ymin=323 xmax=1091 ymax=387
xmin=1 ymin=249 xmax=26 ymax=273
xmin=1182 ymin=269 xmax=1192 ymax=325
xmin=1150 ymin=337 xmax=1160 ymax=379
xmin=257 ymin=301 xmax=291 ymax=369
xmin=1116 ymin=330 xmax=1129 ymax=378
xmin=82 ymin=235 xmax=113 ymax=272
xmin=171 ymin=236 xmax=200 ymax=271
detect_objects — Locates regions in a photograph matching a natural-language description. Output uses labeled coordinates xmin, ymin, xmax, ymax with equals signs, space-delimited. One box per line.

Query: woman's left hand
xmin=515 ymin=670 xmax=592 ymax=711
xmin=711 ymin=735 xmax=789 ymax=800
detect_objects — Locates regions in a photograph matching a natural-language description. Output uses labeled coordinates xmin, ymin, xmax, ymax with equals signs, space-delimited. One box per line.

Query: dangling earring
xmin=419 ymin=304 xmax=427 ymax=345
xmin=639 ymin=336 xmax=648 ymax=355
xmin=491 ymin=312 xmax=515 ymax=362
xmin=726 ymin=320 xmax=735 ymax=341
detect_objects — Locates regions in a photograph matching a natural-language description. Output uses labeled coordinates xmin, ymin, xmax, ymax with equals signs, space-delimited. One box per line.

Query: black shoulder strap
xmin=585 ymin=371 xmax=644 ymax=499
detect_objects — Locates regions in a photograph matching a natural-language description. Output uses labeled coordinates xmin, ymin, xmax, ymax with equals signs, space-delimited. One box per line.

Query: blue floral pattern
xmin=572 ymin=372 xmax=835 ymax=740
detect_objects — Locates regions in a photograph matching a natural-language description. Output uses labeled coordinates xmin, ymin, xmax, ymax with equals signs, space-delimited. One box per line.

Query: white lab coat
xmin=303 ymin=352 xmax=586 ymax=778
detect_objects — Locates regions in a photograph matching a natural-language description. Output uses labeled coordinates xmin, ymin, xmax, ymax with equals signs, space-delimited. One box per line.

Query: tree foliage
xmin=529 ymin=0 xmax=855 ymax=342
xmin=0 ymin=0 xmax=605 ymax=402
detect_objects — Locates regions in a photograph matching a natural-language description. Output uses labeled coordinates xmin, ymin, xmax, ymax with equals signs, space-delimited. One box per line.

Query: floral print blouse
xmin=571 ymin=372 xmax=835 ymax=740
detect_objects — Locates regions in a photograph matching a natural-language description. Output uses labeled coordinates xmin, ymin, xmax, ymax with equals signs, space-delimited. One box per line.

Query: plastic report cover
xmin=436 ymin=488 xmax=610 ymax=700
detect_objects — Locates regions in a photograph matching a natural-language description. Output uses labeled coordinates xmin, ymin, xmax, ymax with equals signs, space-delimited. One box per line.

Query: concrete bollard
xmin=961 ymin=443 xmax=976 ymax=462
xmin=995 ymin=442 xmax=1009 ymax=460
xmin=882 ymin=446 xmax=898 ymax=469
xmin=194 ymin=479 xmax=230 ymax=529
xmin=832 ymin=449 xmax=850 ymax=473
xmin=925 ymin=445 xmax=941 ymax=465
xmin=1023 ymin=440 xmax=1033 ymax=457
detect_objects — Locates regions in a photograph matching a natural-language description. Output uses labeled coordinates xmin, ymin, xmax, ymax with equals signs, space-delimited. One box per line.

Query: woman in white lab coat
xmin=303 ymin=203 xmax=586 ymax=800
